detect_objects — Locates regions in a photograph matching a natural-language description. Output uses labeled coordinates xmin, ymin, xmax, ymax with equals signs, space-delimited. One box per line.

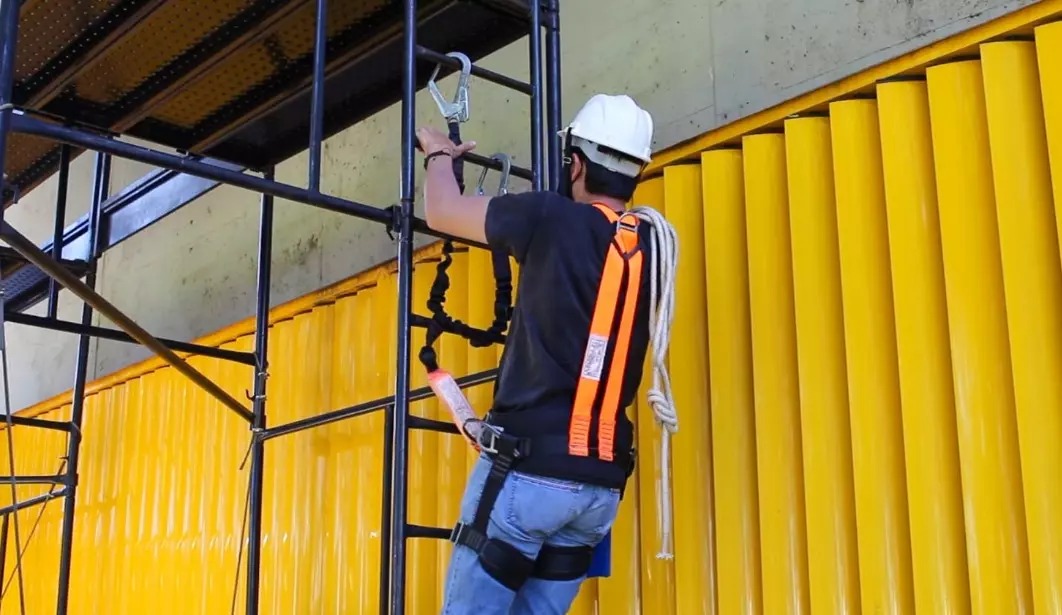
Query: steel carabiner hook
xmin=476 ymin=153 xmax=512 ymax=196
xmin=428 ymin=52 xmax=472 ymax=123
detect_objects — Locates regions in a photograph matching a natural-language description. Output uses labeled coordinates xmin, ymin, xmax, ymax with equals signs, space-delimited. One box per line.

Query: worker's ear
xmin=570 ymin=151 xmax=585 ymax=183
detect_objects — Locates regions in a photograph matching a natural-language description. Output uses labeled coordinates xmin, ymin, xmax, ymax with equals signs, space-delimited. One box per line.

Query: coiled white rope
xmin=630 ymin=205 xmax=679 ymax=559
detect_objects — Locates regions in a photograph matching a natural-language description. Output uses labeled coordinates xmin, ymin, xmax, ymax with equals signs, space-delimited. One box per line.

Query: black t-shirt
xmin=483 ymin=190 xmax=653 ymax=489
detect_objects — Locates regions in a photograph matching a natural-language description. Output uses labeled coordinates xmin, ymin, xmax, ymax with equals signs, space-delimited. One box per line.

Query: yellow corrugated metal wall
xmin=4 ymin=15 xmax=1062 ymax=615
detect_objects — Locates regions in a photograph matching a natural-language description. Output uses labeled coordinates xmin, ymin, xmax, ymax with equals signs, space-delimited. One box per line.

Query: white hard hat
xmin=560 ymin=94 xmax=653 ymax=178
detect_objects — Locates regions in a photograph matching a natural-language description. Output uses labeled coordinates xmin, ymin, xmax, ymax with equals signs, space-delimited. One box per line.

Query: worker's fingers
xmin=415 ymin=125 xmax=439 ymax=141
xmin=415 ymin=126 xmax=435 ymax=142
xmin=453 ymin=140 xmax=477 ymax=155
xmin=415 ymin=125 xmax=461 ymax=153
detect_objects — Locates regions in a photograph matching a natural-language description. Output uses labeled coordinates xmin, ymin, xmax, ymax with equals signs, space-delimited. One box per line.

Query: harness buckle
xmin=428 ymin=51 xmax=472 ymax=123
xmin=615 ymin=213 xmax=639 ymax=234
xmin=615 ymin=213 xmax=640 ymax=256
xmin=476 ymin=422 xmax=505 ymax=455
xmin=450 ymin=522 xmax=477 ymax=547
xmin=475 ymin=153 xmax=512 ymax=196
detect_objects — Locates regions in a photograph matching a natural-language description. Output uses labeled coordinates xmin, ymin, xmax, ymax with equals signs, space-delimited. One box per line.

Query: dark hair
xmin=572 ymin=148 xmax=639 ymax=201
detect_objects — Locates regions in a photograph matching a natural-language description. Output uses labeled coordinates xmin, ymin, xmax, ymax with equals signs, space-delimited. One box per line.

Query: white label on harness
xmin=428 ymin=370 xmax=482 ymax=441
xmin=580 ymin=334 xmax=609 ymax=381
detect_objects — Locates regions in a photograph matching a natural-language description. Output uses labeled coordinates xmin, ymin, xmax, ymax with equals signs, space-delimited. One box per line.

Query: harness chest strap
xmin=569 ymin=203 xmax=643 ymax=461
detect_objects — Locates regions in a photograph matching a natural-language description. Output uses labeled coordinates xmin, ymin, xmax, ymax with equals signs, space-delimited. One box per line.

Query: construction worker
xmin=417 ymin=93 xmax=656 ymax=614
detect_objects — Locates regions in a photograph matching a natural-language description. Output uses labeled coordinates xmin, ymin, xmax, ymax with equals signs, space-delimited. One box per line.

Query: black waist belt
xmin=448 ymin=425 xmax=635 ymax=591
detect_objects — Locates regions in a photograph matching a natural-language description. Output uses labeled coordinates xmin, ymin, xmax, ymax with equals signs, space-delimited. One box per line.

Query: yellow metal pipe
xmin=569 ymin=578 xmax=599 ymax=614
xmin=323 ymin=307 xmax=362 ymax=614
xmin=631 ymin=176 xmax=678 ymax=614
xmin=344 ymin=291 xmax=386 ymax=615
xmin=663 ymin=163 xmax=717 ymax=615
xmin=1038 ymin=23 xmax=1062 ymax=263
xmin=702 ymin=149 xmax=762 ymax=615
xmin=123 ymin=378 xmax=153 ymax=615
xmin=194 ymin=355 xmax=226 ymax=612
xmin=263 ymin=317 xmax=295 ymax=611
xmin=165 ymin=365 xmax=189 ymax=615
xmin=926 ymin=58 xmax=1032 ymax=615
xmin=783 ymin=115 xmax=860 ymax=614
xmin=981 ymin=40 xmax=1062 ymax=615
xmin=301 ymin=314 xmax=328 ymax=610
xmin=829 ymin=98 xmax=915 ymax=615
xmin=299 ymin=314 xmax=332 ymax=612
xmin=79 ymin=390 xmax=114 ymax=613
xmin=165 ymin=368 xmax=193 ymax=613
xmin=301 ymin=309 xmax=332 ymax=611
xmin=742 ymin=133 xmax=810 ymax=615
xmin=598 ymin=398 xmax=643 ymax=615
xmin=364 ymin=288 xmax=389 ymax=615
xmin=876 ymin=79 xmax=970 ymax=615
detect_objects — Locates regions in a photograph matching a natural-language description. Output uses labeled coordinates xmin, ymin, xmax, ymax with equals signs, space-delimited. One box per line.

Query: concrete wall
xmin=6 ymin=0 xmax=1035 ymax=411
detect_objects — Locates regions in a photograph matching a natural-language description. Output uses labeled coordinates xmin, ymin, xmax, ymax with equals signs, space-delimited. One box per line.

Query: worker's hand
xmin=416 ymin=126 xmax=476 ymax=157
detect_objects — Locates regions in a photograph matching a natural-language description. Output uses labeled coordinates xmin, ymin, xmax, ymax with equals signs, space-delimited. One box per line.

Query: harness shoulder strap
xmin=569 ymin=203 xmax=643 ymax=461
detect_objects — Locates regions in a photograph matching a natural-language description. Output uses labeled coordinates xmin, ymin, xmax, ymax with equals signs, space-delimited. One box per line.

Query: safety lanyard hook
xmin=428 ymin=51 xmax=472 ymax=123
xmin=476 ymin=153 xmax=512 ymax=196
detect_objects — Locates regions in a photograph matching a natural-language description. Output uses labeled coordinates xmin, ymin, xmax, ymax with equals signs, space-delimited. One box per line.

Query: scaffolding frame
xmin=0 ymin=0 xmax=562 ymax=613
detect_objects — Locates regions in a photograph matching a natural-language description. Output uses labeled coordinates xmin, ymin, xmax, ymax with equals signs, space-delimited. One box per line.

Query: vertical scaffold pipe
xmin=390 ymin=1 xmax=419 ymax=612
xmin=245 ymin=168 xmax=275 ymax=615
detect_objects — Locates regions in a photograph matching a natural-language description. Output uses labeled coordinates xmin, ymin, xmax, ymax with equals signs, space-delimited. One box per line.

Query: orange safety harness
xmin=569 ymin=203 xmax=643 ymax=461
xmin=425 ymin=202 xmax=643 ymax=463
xmin=427 ymin=202 xmax=641 ymax=590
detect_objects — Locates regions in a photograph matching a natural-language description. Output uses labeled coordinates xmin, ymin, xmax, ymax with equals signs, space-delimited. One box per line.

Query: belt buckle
xmin=476 ymin=423 xmax=504 ymax=455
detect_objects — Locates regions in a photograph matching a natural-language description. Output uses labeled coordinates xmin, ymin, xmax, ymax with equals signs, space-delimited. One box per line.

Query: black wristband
xmin=423 ymin=150 xmax=452 ymax=169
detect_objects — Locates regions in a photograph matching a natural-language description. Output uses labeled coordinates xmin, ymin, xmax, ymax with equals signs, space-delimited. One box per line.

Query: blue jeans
xmin=440 ymin=454 xmax=621 ymax=614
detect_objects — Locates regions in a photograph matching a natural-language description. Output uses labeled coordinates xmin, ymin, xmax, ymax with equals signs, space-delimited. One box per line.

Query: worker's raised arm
xmin=417 ymin=125 xmax=492 ymax=245
xmin=418 ymin=125 xmax=549 ymax=261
